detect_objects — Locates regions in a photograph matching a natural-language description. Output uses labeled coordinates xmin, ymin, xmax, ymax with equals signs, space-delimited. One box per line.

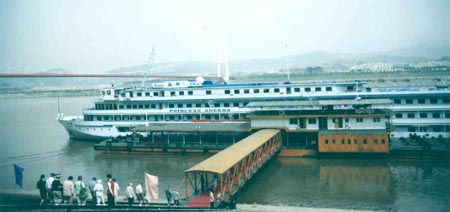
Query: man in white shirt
xmin=46 ymin=173 xmax=55 ymax=204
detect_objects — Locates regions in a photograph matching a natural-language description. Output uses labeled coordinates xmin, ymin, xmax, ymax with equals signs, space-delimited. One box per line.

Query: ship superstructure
xmin=58 ymin=77 xmax=450 ymax=153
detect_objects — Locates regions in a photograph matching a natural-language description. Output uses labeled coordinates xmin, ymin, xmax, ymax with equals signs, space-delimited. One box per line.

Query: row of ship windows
xmin=96 ymin=102 xmax=248 ymax=110
xmin=324 ymin=139 xmax=386 ymax=145
xmin=120 ymin=86 xmax=335 ymax=98
xmin=395 ymin=112 xmax=450 ymax=119
xmin=407 ymin=125 xmax=450 ymax=133
xmin=85 ymin=114 xmax=244 ymax=121
xmin=393 ymin=98 xmax=450 ymax=104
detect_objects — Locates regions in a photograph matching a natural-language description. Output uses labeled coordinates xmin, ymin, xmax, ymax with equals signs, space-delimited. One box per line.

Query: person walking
xmin=135 ymin=183 xmax=144 ymax=206
xmin=113 ymin=178 xmax=120 ymax=205
xmin=172 ymin=190 xmax=180 ymax=206
xmin=165 ymin=188 xmax=172 ymax=207
xmin=93 ymin=179 xmax=106 ymax=206
xmin=62 ymin=176 xmax=75 ymax=204
xmin=106 ymin=174 xmax=115 ymax=206
xmin=46 ymin=173 xmax=55 ymax=204
xmin=125 ymin=183 xmax=135 ymax=207
xmin=74 ymin=176 xmax=88 ymax=206
xmin=51 ymin=174 xmax=63 ymax=205
xmin=89 ymin=177 xmax=97 ymax=205
xmin=209 ymin=189 xmax=214 ymax=209
xmin=36 ymin=174 xmax=47 ymax=205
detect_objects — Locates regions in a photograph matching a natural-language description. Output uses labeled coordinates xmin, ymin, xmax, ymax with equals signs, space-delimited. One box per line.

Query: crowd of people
xmin=36 ymin=173 xmax=171 ymax=207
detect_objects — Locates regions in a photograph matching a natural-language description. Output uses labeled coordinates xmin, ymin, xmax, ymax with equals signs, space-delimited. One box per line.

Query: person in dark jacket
xmin=51 ymin=174 xmax=63 ymax=205
xmin=36 ymin=174 xmax=47 ymax=205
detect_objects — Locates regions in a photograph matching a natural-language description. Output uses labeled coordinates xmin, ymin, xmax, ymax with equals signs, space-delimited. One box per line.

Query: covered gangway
xmin=184 ymin=129 xmax=282 ymax=207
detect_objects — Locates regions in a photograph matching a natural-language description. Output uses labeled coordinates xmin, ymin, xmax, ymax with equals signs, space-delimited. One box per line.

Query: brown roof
xmin=185 ymin=129 xmax=280 ymax=174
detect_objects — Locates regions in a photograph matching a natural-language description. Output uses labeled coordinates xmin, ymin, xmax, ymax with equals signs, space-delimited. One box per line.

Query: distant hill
xmin=384 ymin=43 xmax=450 ymax=59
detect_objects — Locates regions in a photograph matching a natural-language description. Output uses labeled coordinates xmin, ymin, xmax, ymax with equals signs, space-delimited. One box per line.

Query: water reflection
xmin=238 ymin=158 xmax=393 ymax=210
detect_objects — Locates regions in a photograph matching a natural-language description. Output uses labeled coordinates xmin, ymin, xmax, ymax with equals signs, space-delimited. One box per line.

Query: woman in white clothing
xmin=93 ymin=179 xmax=106 ymax=206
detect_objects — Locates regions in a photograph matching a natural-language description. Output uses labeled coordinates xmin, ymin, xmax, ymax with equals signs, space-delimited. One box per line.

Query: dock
xmin=184 ymin=129 xmax=282 ymax=208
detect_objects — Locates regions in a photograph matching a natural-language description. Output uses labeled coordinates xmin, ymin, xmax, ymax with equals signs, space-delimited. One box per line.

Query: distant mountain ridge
xmin=105 ymin=43 xmax=450 ymax=75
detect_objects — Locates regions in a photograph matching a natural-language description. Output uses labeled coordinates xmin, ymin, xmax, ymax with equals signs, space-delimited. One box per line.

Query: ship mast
xmin=141 ymin=45 xmax=156 ymax=87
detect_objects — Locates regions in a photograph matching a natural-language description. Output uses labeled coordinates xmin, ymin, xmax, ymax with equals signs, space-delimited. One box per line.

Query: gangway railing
xmin=184 ymin=129 xmax=282 ymax=208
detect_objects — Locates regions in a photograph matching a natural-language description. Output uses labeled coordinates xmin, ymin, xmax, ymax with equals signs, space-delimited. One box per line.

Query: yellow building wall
xmin=318 ymin=133 xmax=389 ymax=153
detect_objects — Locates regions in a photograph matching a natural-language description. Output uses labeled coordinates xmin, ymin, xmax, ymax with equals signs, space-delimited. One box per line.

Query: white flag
xmin=144 ymin=173 xmax=159 ymax=200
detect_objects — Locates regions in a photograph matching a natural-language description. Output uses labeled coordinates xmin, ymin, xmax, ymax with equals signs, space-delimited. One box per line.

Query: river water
xmin=0 ymin=96 xmax=449 ymax=211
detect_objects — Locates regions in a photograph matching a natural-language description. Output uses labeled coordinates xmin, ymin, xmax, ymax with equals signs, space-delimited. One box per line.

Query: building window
xmin=179 ymin=91 xmax=184 ymax=96
xmin=405 ymin=99 xmax=413 ymax=104
xmin=289 ymin=118 xmax=298 ymax=125
xmin=274 ymin=88 xmax=280 ymax=93
xmin=214 ymin=103 xmax=220 ymax=107
xmin=432 ymin=126 xmax=441 ymax=132
xmin=407 ymin=113 xmax=415 ymax=118
xmin=186 ymin=104 xmax=192 ymax=108
xmin=234 ymin=102 xmax=240 ymax=107
xmin=363 ymin=139 xmax=367 ymax=144
xmin=153 ymin=92 xmax=159 ymax=96
xmin=225 ymin=90 xmax=230 ymax=94
xmin=315 ymin=87 xmax=322 ymax=92
xmin=254 ymin=89 xmax=260 ymax=93
xmin=394 ymin=99 xmax=401 ymax=104
xmin=178 ymin=104 xmax=183 ymax=108
xmin=382 ymin=139 xmax=386 ymax=144
xmin=263 ymin=89 xmax=270 ymax=93
xmin=408 ymin=127 xmax=416 ymax=132
xmin=443 ymin=98 xmax=450 ymax=104
xmin=170 ymin=91 xmax=176 ymax=96
xmin=356 ymin=118 xmax=364 ymax=123
xmin=325 ymin=140 xmax=328 ymax=144
xmin=145 ymin=92 xmax=150 ymax=96
xmin=395 ymin=113 xmax=403 ymax=118
xmin=137 ymin=92 xmax=142 ymax=97
xmin=432 ymin=113 xmax=441 ymax=118
xmin=418 ymin=99 xmax=425 ymax=104
xmin=138 ymin=105 xmax=143 ymax=109
xmin=354 ymin=139 xmax=358 ymax=144
xmin=308 ymin=118 xmax=317 ymax=124
xmin=420 ymin=113 xmax=428 ymax=118
xmin=348 ymin=139 xmax=351 ymax=144
xmin=446 ymin=112 xmax=450 ymax=118
xmin=374 ymin=139 xmax=378 ymax=144
xmin=341 ymin=139 xmax=345 ymax=144
xmin=332 ymin=139 xmax=335 ymax=144
xmin=430 ymin=98 xmax=438 ymax=104
xmin=305 ymin=87 xmax=311 ymax=92
xmin=326 ymin=87 xmax=332 ymax=91
xmin=373 ymin=117 xmax=381 ymax=122
xmin=188 ymin=91 xmax=193 ymax=95
xmin=234 ymin=89 xmax=240 ymax=94
xmin=195 ymin=103 xmax=201 ymax=107
xmin=294 ymin=88 xmax=300 ymax=92
xmin=224 ymin=103 xmax=230 ymax=107
xmin=244 ymin=89 xmax=250 ymax=94
xmin=206 ymin=90 xmax=212 ymax=95
xmin=169 ymin=104 xmax=174 ymax=108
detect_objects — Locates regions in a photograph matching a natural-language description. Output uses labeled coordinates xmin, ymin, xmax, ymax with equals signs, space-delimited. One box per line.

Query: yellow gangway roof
xmin=185 ymin=129 xmax=280 ymax=175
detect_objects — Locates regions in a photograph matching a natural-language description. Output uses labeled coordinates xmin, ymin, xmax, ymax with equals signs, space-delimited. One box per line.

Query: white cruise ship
xmin=58 ymin=75 xmax=450 ymax=150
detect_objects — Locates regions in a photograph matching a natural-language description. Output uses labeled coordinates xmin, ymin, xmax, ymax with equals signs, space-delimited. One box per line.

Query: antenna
xmin=141 ymin=45 xmax=156 ymax=87
xmin=285 ymin=43 xmax=290 ymax=82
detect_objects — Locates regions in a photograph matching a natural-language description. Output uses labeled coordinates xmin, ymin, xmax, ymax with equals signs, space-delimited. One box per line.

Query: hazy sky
xmin=1 ymin=0 xmax=449 ymax=72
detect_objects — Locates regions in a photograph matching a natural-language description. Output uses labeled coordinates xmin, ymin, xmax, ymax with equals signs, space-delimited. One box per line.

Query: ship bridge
xmin=184 ymin=129 xmax=282 ymax=208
